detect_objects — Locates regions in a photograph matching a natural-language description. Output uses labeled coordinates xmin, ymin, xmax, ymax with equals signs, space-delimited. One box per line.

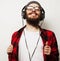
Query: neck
xmin=26 ymin=23 xmax=40 ymax=32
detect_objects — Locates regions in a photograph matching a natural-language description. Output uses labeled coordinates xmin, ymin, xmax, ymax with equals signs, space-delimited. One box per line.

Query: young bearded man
xmin=7 ymin=1 xmax=59 ymax=61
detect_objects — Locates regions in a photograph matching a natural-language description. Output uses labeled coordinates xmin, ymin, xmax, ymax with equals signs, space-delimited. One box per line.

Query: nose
xmin=32 ymin=8 xmax=36 ymax=12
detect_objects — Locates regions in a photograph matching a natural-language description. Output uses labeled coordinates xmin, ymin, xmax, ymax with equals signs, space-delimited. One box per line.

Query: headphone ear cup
xmin=22 ymin=6 xmax=26 ymax=19
xmin=22 ymin=10 xmax=26 ymax=19
xmin=40 ymin=7 xmax=45 ymax=21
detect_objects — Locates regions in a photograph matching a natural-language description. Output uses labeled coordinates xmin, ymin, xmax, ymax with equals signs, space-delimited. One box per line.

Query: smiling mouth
xmin=29 ymin=12 xmax=37 ymax=15
xmin=29 ymin=14 xmax=38 ymax=18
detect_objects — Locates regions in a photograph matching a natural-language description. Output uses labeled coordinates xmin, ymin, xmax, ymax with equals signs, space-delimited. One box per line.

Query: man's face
xmin=25 ymin=3 xmax=41 ymax=27
xmin=26 ymin=3 xmax=41 ymax=20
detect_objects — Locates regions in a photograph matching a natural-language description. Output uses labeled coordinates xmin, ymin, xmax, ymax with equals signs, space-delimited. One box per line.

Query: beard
xmin=26 ymin=16 xmax=40 ymax=27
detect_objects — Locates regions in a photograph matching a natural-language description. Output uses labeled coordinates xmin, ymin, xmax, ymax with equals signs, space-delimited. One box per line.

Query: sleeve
xmin=46 ymin=32 xmax=59 ymax=61
xmin=8 ymin=31 xmax=18 ymax=61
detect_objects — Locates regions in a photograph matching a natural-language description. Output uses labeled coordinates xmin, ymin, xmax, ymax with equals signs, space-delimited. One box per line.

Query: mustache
xmin=28 ymin=12 xmax=38 ymax=15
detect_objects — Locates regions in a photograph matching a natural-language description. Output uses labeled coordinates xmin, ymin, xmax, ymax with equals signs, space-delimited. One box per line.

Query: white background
xmin=0 ymin=0 xmax=60 ymax=61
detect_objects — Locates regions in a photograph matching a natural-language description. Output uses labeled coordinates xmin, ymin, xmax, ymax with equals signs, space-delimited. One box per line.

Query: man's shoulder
xmin=12 ymin=26 xmax=25 ymax=37
xmin=41 ymin=28 xmax=55 ymax=36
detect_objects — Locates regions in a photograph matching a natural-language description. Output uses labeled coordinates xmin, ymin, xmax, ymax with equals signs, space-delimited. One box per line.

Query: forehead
xmin=28 ymin=3 xmax=39 ymax=7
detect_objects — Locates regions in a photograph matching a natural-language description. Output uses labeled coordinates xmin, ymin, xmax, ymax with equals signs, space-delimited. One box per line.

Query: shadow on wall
xmin=39 ymin=19 xmax=51 ymax=30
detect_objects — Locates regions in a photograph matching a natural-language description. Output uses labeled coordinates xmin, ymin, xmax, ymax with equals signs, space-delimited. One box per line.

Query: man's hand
xmin=44 ymin=42 xmax=51 ymax=55
xmin=7 ymin=44 xmax=13 ymax=54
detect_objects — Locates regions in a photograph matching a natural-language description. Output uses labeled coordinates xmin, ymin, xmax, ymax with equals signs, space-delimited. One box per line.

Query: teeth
xmin=32 ymin=13 xmax=36 ymax=16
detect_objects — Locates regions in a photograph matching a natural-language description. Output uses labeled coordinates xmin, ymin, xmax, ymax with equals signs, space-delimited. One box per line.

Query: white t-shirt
xmin=19 ymin=28 xmax=44 ymax=61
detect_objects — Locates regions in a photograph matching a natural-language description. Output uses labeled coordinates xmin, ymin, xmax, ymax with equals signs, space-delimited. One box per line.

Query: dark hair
xmin=26 ymin=1 xmax=41 ymax=8
xmin=22 ymin=1 xmax=45 ymax=21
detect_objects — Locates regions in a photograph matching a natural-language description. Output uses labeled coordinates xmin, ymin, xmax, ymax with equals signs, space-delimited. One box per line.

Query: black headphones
xmin=21 ymin=1 xmax=45 ymax=21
